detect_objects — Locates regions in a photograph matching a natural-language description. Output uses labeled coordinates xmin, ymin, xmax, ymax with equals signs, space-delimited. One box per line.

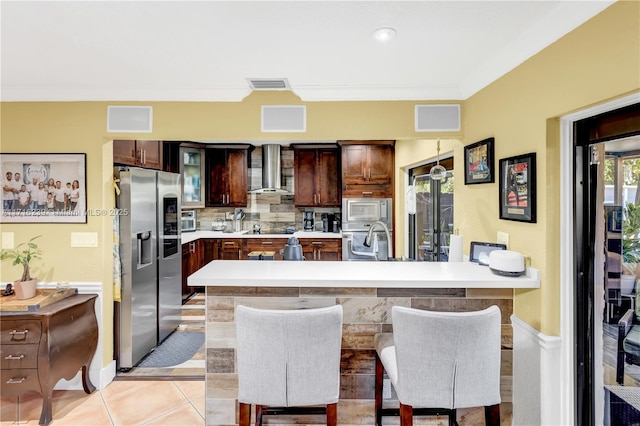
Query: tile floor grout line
xmin=138 ymin=398 xmax=196 ymax=426
xmin=98 ymin=388 xmax=117 ymax=426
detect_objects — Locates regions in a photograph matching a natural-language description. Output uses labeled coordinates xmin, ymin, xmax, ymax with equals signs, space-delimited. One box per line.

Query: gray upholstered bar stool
xmin=235 ymin=304 xmax=343 ymax=426
xmin=374 ymin=305 xmax=502 ymax=426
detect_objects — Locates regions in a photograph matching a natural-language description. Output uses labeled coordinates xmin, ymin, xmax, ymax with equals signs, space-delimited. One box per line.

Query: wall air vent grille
xmin=248 ymin=78 xmax=290 ymax=90
xmin=107 ymin=106 xmax=153 ymax=133
xmin=261 ymin=105 xmax=306 ymax=132
xmin=415 ymin=104 xmax=461 ymax=132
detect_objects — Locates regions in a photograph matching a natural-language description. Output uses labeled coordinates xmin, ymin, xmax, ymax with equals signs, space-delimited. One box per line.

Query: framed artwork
xmin=499 ymin=152 xmax=536 ymax=223
xmin=464 ymin=137 xmax=494 ymax=185
xmin=1 ymin=153 xmax=87 ymax=223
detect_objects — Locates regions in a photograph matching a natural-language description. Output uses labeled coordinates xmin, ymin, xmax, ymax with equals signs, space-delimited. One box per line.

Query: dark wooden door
xmin=294 ymin=149 xmax=317 ymax=206
xmin=219 ymin=239 xmax=242 ymax=260
xmin=226 ymin=149 xmax=248 ymax=207
xmin=136 ymin=140 xmax=161 ymax=170
xmin=203 ymin=239 xmax=218 ymax=263
xmin=206 ymin=149 xmax=227 ymax=206
xmin=316 ymin=149 xmax=340 ymax=206
xmin=366 ymin=145 xmax=393 ymax=184
xmin=113 ymin=140 xmax=137 ymax=166
xmin=341 ymin=145 xmax=368 ymax=185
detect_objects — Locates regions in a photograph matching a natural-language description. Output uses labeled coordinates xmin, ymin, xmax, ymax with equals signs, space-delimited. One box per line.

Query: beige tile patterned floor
xmin=0 ymin=380 xmax=205 ymax=425
xmin=1 ymin=382 xmax=510 ymax=426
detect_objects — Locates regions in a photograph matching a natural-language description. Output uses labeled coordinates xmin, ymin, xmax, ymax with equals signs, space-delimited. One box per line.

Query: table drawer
xmin=1 ymin=368 xmax=39 ymax=397
xmin=0 ymin=320 xmax=41 ymax=344
xmin=1 ymin=344 xmax=38 ymax=369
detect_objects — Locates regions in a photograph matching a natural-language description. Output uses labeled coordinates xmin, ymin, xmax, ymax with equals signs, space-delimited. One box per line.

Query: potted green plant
xmin=0 ymin=235 xmax=42 ymax=299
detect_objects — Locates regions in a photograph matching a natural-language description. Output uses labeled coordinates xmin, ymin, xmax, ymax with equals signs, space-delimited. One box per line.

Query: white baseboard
xmin=54 ymin=360 xmax=116 ymax=391
xmin=512 ymin=314 xmax=562 ymax=425
xmin=36 ymin=282 xmax=116 ymax=391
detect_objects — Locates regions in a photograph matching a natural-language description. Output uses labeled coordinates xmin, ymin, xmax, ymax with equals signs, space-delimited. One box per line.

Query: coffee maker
xmin=303 ymin=211 xmax=315 ymax=231
xmin=322 ymin=213 xmax=337 ymax=232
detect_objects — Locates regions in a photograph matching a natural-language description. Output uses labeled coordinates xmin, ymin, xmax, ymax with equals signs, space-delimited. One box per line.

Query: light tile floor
xmin=1 ymin=383 xmax=511 ymax=426
xmin=0 ymin=380 xmax=205 ymax=425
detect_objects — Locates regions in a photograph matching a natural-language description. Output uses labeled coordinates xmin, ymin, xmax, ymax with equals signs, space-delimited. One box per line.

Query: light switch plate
xmin=71 ymin=232 xmax=98 ymax=248
xmin=1 ymin=232 xmax=14 ymax=249
xmin=497 ymin=231 xmax=509 ymax=248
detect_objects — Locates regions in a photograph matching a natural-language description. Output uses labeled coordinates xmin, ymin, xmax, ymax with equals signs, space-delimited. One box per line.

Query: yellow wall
xmin=460 ymin=0 xmax=639 ymax=334
xmin=1 ymin=1 xmax=638 ymax=365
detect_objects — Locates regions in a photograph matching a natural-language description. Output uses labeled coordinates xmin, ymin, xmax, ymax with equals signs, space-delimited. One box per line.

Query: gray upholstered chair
xmin=235 ymin=304 xmax=343 ymax=426
xmin=374 ymin=305 xmax=502 ymax=426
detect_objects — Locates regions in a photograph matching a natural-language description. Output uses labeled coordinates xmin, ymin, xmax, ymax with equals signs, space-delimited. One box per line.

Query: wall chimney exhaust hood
xmin=252 ymin=144 xmax=288 ymax=193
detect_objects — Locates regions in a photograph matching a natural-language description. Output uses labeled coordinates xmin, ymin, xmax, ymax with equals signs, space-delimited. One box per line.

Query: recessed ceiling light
xmin=372 ymin=27 xmax=397 ymax=42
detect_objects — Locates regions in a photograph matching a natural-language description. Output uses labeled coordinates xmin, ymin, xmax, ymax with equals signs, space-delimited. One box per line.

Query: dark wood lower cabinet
xmin=299 ymin=238 xmax=342 ymax=261
xmin=182 ymin=240 xmax=203 ymax=300
xmin=243 ymin=238 xmax=286 ymax=260
xmin=0 ymin=294 xmax=99 ymax=425
xmin=181 ymin=237 xmax=342 ymax=292
xmin=218 ymin=239 xmax=243 ymax=260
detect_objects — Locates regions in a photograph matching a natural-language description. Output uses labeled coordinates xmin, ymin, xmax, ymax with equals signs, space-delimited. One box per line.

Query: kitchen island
xmin=189 ymin=260 xmax=539 ymax=425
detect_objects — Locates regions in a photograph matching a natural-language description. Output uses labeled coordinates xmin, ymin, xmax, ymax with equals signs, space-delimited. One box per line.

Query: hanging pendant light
xmin=430 ymin=139 xmax=446 ymax=181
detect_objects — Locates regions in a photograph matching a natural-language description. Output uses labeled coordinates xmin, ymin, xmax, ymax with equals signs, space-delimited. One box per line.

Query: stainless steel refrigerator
xmin=115 ymin=167 xmax=182 ymax=369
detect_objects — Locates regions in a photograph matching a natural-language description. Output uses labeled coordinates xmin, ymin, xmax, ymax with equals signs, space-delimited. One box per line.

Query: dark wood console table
xmin=0 ymin=294 xmax=99 ymax=425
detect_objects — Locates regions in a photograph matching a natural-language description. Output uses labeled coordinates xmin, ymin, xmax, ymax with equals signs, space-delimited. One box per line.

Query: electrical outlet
xmin=497 ymin=231 xmax=509 ymax=248
xmin=383 ymin=378 xmax=392 ymax=399
xmin=70 ymin=232 xmax=98 ymax=247
xmin=225 ymin=212 xmax=232 ymax=220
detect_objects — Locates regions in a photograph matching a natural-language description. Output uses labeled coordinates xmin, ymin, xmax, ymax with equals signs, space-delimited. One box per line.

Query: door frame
xmin=559 ymin=92 xmax=640 ymax=425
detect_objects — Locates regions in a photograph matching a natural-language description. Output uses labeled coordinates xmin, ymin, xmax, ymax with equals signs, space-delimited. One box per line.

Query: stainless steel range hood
xmin=252 ymin=144 xmax=288 ymax=193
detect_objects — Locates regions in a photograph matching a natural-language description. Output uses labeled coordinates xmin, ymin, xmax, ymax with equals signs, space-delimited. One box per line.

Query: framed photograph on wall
xmin=1 ymin=153 xmax=87 ymax=223
xmin=464 ymin=137 xmax=494 ymax=185
xmin=499 ymin=152 xmax=536 ymax=223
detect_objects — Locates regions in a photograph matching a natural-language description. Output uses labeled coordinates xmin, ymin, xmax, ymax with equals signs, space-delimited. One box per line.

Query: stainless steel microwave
xmin=341 ymin=198 xmax=392 ymax=231
xmin=181 ymin=210 xmax=196 ymax=232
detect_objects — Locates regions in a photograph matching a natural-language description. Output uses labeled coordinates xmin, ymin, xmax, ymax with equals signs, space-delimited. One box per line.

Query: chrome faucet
xmin=363 ymin=221 xmax=393 ymax=260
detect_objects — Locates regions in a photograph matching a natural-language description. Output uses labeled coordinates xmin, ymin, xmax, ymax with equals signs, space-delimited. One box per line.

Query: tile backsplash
xmin=195 ymin=146 xmax=340 ymax=233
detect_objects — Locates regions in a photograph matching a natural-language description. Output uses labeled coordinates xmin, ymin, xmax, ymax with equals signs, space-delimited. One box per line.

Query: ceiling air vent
xmin=247 ymin=78 xmax=291 ymax=91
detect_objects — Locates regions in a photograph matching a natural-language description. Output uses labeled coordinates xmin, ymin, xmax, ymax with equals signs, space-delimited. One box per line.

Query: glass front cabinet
xmin=180 ymin=146 xmax=205 ymax=208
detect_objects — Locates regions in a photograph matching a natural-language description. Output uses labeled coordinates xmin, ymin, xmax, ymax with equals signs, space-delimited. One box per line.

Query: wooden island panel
xmin=204 ymin=286 xmax=513 ymax=425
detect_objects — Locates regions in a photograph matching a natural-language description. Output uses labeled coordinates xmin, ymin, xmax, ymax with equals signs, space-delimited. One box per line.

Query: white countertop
xmin=188 ymin=259 xmax=540 ymax=289
xmin=181 ymin=230 xmax=341 ymax=244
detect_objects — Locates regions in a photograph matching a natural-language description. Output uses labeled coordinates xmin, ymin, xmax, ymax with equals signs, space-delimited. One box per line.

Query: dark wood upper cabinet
xmin=293 ymin=145 xmax=340 ymax=207
xmin=205 ymin=146 xmax=250 ymax=207
xmin=162 ymin=141 xmax=181 ymax=173
xmin=339 ymin=140 xmax=395 ymax=198
xmin=113 ymin=140 xmax=162 ymax=170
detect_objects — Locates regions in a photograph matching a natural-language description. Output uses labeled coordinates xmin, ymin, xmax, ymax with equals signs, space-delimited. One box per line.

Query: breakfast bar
xmin=188 ymin=260 xmax=539 ymax=425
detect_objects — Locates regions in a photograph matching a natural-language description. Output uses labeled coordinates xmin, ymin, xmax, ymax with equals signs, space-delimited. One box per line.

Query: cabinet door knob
xmin=6 ymin=377 xmax=27 ymax=384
